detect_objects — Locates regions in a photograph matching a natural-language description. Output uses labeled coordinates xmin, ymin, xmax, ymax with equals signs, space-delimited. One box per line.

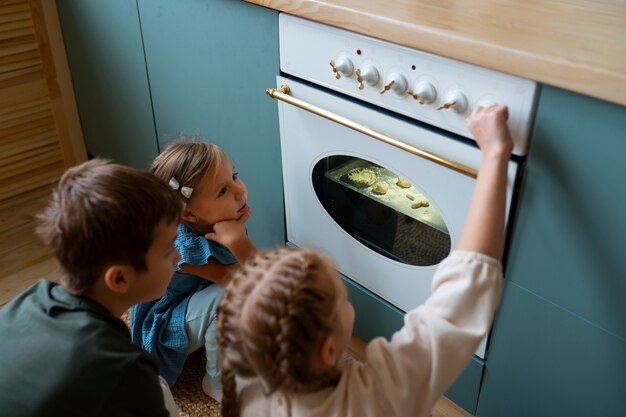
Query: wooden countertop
xmin=246 ymin=0 xmax=626 ymax=106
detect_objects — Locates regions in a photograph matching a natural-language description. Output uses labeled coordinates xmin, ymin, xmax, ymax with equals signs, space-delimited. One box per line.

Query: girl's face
xmin=184 ymin=158 xmax=250 ymax=233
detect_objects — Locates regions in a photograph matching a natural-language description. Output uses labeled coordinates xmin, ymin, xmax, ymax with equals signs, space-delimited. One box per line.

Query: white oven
xmin=268 ymin=15 xmax=538 ymax=358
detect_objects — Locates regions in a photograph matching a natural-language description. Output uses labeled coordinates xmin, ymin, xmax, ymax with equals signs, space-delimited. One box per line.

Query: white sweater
xmin=237 ymin=250 xmax=503 ymax=417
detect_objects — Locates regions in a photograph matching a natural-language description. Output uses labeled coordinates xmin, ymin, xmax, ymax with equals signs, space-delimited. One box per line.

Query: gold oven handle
xmin=266 ymin=84 xmax=478 ymax=179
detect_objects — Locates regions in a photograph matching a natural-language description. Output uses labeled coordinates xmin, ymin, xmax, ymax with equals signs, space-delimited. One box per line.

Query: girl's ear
xmin=319 ymin=334 xmax=339 ymax=367
xmin=103 ymin=265 xmax=132 ymax=294
xmin=181 ymin=208 xmax=197 ymax=223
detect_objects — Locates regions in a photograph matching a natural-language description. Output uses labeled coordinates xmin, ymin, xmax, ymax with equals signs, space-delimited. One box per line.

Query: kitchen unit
xmin=56 ymin=0 xmax=284 ymax=250
xmin=56 ymin=1 xmax=626 ymax=416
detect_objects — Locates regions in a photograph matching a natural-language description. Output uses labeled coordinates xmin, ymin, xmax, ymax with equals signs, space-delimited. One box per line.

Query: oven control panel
xmin=279 ymin=14 xmax=539 ymax=156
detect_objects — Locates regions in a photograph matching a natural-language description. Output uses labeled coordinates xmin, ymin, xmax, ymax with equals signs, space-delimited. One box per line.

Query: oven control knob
xmin=477 ymin=99 xmax=499 ymax=108
xmin=437 ymin=90 xmax=469 ymax=113
xmin=356 ymin=65 xmax=380 ymax=89
xmin=380 ymin=72 xmax=407 ymax=95
xmin=407 ymin=81 xmax=437 ymax=104
xmin=329 ymin=56 xmax=354 ymax=79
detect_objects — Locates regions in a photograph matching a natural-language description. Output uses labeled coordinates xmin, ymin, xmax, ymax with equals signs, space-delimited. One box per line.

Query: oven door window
xmin=312 ymin=156 xmax=451 ymax=266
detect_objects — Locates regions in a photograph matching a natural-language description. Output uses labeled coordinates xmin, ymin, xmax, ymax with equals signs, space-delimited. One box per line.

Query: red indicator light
xmin=356 ymin=49 xmax=362 ymax=55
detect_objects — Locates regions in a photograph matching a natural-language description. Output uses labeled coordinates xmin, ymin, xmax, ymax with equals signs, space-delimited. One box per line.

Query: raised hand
xmin=458 ymin=105 xmax=514 ymax=259
xmin=466 ymin=105 xmax=514 ymax=160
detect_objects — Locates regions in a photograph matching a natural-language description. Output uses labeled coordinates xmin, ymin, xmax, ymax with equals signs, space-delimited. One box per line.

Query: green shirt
xmin=0 ymin=280 xmax=170 ymax=417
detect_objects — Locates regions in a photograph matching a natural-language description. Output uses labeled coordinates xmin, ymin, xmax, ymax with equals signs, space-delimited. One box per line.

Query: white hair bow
xmin=168 ymin=177 xmax=193 ymax=199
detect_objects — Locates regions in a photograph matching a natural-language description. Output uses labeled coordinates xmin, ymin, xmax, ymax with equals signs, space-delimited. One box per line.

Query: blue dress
xmin=130 ymin=222 xmax=236 ymax=385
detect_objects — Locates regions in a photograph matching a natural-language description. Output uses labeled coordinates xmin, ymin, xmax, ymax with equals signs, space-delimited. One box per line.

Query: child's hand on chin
xmin=204 ymin=208 xmax=252 ymax=249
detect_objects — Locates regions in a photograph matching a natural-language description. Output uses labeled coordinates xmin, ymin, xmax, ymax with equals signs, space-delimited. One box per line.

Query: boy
xmin=0 ymin=159 xmax=182 ymax=416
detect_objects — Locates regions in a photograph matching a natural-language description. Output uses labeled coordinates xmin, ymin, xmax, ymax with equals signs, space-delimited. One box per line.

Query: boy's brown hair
xmin=150 ymin=139 xmax=225 ymax=203
xmin=36 ymin=159 xmax=182 ymax=295
xmin=218 ymin=248 xmax=342 ymax=417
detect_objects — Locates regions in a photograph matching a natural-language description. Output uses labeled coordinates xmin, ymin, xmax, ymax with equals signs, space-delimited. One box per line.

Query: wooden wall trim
xmin=31 ymin=0 xmax=86 ymax=167
xmin=0 ymin=0 xmax=86 ymax=201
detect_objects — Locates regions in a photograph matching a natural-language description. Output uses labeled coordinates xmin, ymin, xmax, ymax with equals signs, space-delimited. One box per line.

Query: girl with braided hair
xmin=218 ymin=105 xmax=513 ymax=417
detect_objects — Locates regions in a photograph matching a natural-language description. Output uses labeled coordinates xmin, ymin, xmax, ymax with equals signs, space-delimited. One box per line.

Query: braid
xmin=218 ymin=266 xmax=256 ymax=417
xmin=220 ymin=359 xmax=239 ymax=417
xmin=218 ymin=248 xmax=342 ymax=415
xmin=255 ymin=257 xmax=303 ymax=388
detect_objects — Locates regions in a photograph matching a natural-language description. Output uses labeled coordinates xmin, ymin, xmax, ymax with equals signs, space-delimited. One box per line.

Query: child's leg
xmin=159 ymin=376 xmax=180 ymax=417
xmin=185 ymin=283 xmax=225 ymax=391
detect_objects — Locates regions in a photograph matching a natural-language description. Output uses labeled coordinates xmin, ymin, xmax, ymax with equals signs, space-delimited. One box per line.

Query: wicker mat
xmin=171 ymin=349 xmax=221 ymax=416
xmin=121 ymin=311 xmax=221 ymax=416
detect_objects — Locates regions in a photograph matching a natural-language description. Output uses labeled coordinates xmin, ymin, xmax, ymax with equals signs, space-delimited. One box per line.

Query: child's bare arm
xmin=459 ymin=105 xmax=514 ymax=260
xmin=178 ymin=260 xmax=238 ymax=286
xmin=204 ymin=209 xmax=257 ymax=262
xmin=180 ymin=211 xmax=256 ymax=285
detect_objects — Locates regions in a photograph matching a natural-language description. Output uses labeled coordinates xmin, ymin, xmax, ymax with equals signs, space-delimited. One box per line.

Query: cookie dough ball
xmin=396 ymin=177 xmax=411 ymax=188
xmin=411 ymin=200 xmax=430 ymax=209
xmin=372 ymin=181 xmax=389 ymax=195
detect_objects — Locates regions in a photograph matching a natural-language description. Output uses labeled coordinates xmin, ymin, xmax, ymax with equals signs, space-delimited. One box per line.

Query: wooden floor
xmin=0 ymin=187 xmax=59 ymax=306
xmin=0 ymin=189 xmax=471 ymax=417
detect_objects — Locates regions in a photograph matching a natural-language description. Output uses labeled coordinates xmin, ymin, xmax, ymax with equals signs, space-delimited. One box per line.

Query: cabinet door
xmin=137 ymin=0 xmax=283 ymax=248
xmin=477 ymin=86 xmax=626 ymax=416
xmin=477 ymin=281 xmax=626 ymax=417
xmin=504 ymin=86 xmax=626 ymax=339
xmin=56 ymin=0 xmax=158 ymax=168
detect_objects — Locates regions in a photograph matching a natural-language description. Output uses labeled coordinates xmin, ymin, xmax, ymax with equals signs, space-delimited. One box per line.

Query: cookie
xmin=372 ymin=181 xmax=389 ymax=195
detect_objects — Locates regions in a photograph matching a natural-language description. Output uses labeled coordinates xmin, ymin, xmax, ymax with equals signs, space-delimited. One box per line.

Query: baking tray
xmin=325 ymin=159 xmax=448 ymax=234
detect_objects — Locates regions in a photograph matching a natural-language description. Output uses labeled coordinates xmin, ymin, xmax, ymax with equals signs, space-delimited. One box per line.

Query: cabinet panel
xmin=56 ymin=0 xmax=158 ymax=168
xmin=506 ymin=86 xmax=626 ymax=339
xmin=477 ymin=281 xmax=626 ymax=417
xmin=137 ymin=0 xmax=283 ymax=248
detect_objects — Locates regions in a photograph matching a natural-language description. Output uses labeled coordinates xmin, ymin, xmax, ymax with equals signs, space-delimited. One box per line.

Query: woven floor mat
xmin=121 ymin=311 xmax=221 ymax=416
xmin=171 ymin=349 xmax=221 ymax=416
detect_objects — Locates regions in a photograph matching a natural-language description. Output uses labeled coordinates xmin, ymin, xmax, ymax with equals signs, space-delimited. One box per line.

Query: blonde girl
xmin=217 ymin=105 xmax=513 ymax=417
xmin=131 ymin=139 xmax=256 ymax=403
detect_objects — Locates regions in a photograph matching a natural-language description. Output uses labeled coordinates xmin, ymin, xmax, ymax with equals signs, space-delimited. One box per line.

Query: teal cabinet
xmin=506 ymin=86 xmax=626 ymax=339
xmin=477 ymin=86 xmax=626 ymax=416
xmin=477 ymin=281 xmax=625 ymax=416
xmin=57 ymin=0 xmax=284 ymax=249
xmin=136 ymin=0 xmax=283 ymax=249
xmin=56 ymin=0 xmax=158 ymax=169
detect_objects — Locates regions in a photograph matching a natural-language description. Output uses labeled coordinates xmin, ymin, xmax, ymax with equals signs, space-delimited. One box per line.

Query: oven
xmin=267 ymin=15 xmax=538 ymax=359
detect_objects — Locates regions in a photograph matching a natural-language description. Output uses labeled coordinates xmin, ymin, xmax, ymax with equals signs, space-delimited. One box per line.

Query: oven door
xmin=275 ymin=76 xmax=517 ymax=358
